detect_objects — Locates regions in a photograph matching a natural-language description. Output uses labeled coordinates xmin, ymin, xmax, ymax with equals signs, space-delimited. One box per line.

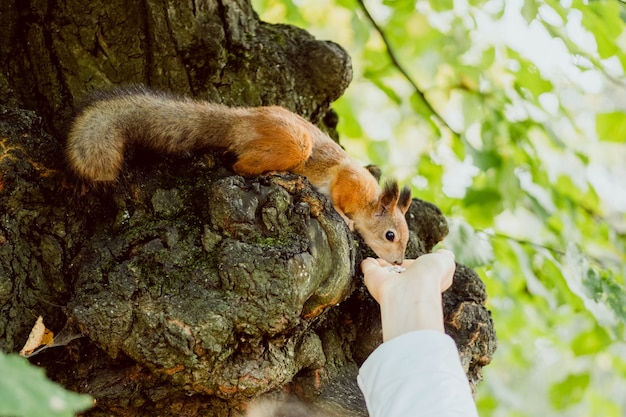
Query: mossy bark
xmin=0 ymin=0 xmax=351 ymax=133
xmin=0 ymin=1 xmax=496 ymax=416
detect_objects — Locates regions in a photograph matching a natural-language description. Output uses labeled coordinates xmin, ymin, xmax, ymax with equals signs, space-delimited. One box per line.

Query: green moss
xmin=256 ymin=236 xmax=290 ymax=248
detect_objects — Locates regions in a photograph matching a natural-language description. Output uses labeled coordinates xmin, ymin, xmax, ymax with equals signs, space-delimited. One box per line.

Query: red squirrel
xmin=66 ymin=87 xmax=411 ymax=264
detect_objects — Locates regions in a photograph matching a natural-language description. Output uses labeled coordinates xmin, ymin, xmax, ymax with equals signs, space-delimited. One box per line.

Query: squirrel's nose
xmin=393 ymin=258 xmax=403 ymax=265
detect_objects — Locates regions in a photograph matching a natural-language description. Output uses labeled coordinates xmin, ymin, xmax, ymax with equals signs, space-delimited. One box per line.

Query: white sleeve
xmin=357 ymin=330 xmax=479 ymax=417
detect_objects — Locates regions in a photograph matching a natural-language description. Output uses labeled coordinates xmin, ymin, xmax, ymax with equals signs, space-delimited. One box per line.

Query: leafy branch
xmin=488 ymin=232 xmax=623 ymax=272
xmin=488 ymin=232 xmax=565 ymax=256
xmin=541 ymin=22 xmax=626 ymax=88
xmin=354 ymin=0 xmax=461 ymax=138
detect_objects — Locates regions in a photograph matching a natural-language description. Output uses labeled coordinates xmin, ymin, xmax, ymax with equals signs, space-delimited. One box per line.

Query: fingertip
xmin=360 ymin=257 xmax=379 ymax=272
xmin=376 ymin=258 xmax=393 ymax=267
xmin=401 ymin=259 xmax=415 ymax=267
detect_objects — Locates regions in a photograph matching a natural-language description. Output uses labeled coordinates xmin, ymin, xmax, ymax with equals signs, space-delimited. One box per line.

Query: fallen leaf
xmin=19 ymin=316 xmax=54 ymax=357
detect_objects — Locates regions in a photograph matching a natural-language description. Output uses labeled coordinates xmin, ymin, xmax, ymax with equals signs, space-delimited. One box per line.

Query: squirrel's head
xmin=354 ymin=180 xmax=412 ymax=265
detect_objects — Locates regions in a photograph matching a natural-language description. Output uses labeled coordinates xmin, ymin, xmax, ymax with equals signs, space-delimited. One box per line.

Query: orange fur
xmin=231 ymin=107 xmax=312 ymax=175
xmin=329 ymin=164 xmax=379 ymax=217
xmin=66 ymin=87 xmax=412 ymax=263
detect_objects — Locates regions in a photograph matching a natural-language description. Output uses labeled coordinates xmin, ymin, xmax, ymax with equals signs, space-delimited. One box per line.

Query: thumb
xmin=361 ymin=258 xmax=388 ymax=275
xmin=360 ymin=257 xmax=383 ymax=274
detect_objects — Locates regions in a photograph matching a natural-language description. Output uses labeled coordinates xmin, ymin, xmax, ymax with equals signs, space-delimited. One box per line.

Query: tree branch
xmin=355 ymin=0 xmax=461 ymax=138
xmin=542 ymin=22 xmax=626 ymax=88
xmin=487 ymin=232 xmax=622 ymax=271
xmin=488 ymin=232 xmax=566 ymax=256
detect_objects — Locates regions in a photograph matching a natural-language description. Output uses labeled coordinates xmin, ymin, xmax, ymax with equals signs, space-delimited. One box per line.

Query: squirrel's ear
xmin=398 ymin=186 xmax=412 ymax=214
xmin=365 ymin=164 xmax=382 ymax=182
xmin=377 ymin=180 xmax=399 ymax=215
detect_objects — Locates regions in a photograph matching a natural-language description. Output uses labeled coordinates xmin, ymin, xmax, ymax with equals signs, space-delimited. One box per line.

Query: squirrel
xmin=66 ymin=87 xmax=412 ymax=264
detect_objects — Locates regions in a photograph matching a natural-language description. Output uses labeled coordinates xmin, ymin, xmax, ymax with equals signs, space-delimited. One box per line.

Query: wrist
xmin=380 ymin=296 xmax=445 ymax=342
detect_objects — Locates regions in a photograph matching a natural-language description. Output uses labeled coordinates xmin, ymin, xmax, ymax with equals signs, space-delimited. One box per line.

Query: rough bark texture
xmin=0 ymin=0 xmax=350 ymax=134
xmin=0 ymin=1 xmax=497 ymax=416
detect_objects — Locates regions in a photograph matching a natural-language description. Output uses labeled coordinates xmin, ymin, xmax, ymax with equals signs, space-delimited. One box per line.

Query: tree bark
xmin=0 ymin=1 xmax=496 ymax=416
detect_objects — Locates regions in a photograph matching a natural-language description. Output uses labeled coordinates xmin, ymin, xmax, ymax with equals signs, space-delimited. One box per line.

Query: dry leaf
xmin=19 ymin=316 xmax=54 ymax=357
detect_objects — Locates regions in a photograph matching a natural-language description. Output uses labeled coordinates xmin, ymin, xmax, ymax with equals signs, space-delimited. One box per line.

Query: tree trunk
xmin=0 ymin=1 xmax=496 ymax=416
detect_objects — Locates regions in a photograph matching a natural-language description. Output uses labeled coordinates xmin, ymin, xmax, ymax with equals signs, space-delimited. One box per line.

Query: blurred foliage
xmin=0 ymin=351 xmax=93 ymax=417
xmin=253 ymin=0 xmax=626 ymax=415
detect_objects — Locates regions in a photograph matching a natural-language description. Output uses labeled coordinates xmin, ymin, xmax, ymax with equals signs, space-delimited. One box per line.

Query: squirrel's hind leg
xmin=231 ymin=109 xmax=313 ymax=176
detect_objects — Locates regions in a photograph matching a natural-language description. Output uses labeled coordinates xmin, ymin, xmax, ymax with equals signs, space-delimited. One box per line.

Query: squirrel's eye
xmin=385 ymin=231 xmax=395 ymax=242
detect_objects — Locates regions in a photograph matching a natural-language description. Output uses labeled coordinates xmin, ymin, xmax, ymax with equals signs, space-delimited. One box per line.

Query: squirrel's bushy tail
xmin=66 ymin=89 xmax=238 ymax=182
xmin=66 ymin=88 xmax=313 ymax=182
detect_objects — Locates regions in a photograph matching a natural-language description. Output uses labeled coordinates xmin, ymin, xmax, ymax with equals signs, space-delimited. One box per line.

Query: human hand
xmin=360 ymin=249 xmax=456 ymax=341
xmin=361 ymin=249 xmax=455 ymax=304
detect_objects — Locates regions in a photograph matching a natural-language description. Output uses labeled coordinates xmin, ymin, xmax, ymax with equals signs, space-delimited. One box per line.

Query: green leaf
xmin=582 ymin=266 xmax=626 ymax=324
xmin=413 ymin=156 xmax=445 ymax=204
xmin=333 ymin=94 xmax=365 ymax=137
xmin=595 ymin=111 xmax=626 ymax=143
xmin=583 ymin=1 xmax=623 ymax=59
xmin=571 ymin=325 xmax=612 ymax=356
xmin=443 ymin=218 xmax=494 ymax=267
xmin=409 ymin=90 xmax=435 ymax=118
xmin=428 ymin=0 xmax=453 ymax=12
xmin=514 ymin=62 xmax=554 ymax=101
xmin=549 ymin=373 xmax=590 ymax=409
xmin=553 ymin=174 xmax=601 ymax=215
xmin=521 ymin=0 xmax=539 ymax=24
xmin=469 ymin=148 xmax=503 ymax=170
xmin=480 ymin=46 xmax=496 ymax=69
xmin=509 ymin=241 xmax=555 ymax=305
xmin=463 ymin=188 xmax=502 ymax=209
xmin=363 ymin=47 xmax=392 ymax=75
xmin=382 ymin=0 xmax=415 ymax=13
xmin=563 ymin=246 xmax=626 ymax=329
xmin=586 ymin=390 xmax=624 ymax=417
xmin=476 ymin=394 xmax=498 ymax=413
xmin=408 ymin=92 xmax=444 ymax=140
xmin=349 ymin=9 xmax=371 ymax=48
xmin=495 ymin=162 xmax=523 ymax=210
xmin=365 ymin=76 xmax=402 ymax=104
xmin=336 ymin=0 xmax=356 ymax=8
xmin=0 ymin=352 xmax=93 ymax=417
xmin=450 ymin=133 xmax=465 ymax=160
xmin=366 ymin=140 xmax=390 ymax=164
xmin=459 ymin=90 xmax=483 ymax=128
xmin=416 ymin=153 xmax=442 ymax=177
